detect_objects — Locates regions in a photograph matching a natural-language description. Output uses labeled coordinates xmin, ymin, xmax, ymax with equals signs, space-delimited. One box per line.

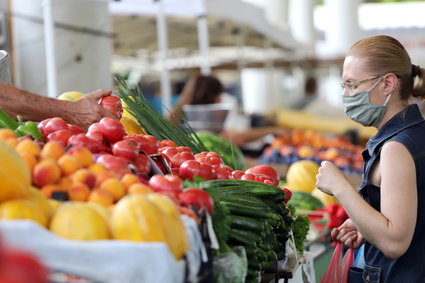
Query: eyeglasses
xmin=340 ymin=75 xmax=382 ymax=92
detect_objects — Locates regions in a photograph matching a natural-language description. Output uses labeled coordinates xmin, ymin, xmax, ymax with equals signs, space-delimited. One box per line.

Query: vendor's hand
xmin=67 ymin=89 xmax=117 ymax=130
xmin=331 ymin=219 xmax=364 ymax=249
xmin=316 ymin=160 xmax=349 ymax=196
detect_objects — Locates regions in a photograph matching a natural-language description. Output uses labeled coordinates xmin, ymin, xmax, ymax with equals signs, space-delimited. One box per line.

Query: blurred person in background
xmin=290 ymin=76 xmax=318 ymax=110
xmin=167 ymin=74 xmax=288 ymax=147
xmin=316 ymin=35 xmax=425 ymax=282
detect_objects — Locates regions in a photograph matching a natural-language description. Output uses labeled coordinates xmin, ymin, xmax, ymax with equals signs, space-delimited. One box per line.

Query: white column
xmin=41 ymin=0 xmax=57 ymax=98
xmin=197 ymin=14 xmax=211 ymax=75
xmin=155 ymin=0 xmax=172 ymax=112
xmin=324 ymin=0 xmax=362 ymax=56
xmin=289 ymin=0 xmax=316 ymax=55
xmin=266 ymin=0 xmax=289 ymax=30
xmin=11 ymin=0 xmax=112 ymax=96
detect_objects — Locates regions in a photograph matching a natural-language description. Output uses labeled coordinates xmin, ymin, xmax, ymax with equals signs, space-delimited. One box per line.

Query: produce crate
xmin=0 ymin=217 xmax=203 ymax=283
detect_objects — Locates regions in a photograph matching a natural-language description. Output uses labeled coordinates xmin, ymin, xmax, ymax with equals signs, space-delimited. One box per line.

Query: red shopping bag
xmin=321 ymin=242 xmax=354 ymax=283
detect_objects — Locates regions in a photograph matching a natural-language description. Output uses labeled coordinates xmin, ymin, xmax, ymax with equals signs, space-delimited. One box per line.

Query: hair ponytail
xmin=412 ymin=66 xmax=425 ymax=99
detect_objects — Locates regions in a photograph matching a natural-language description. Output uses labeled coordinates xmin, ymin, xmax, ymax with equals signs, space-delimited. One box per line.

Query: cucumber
xmin=200 ymin=179 xmax=278 ymax=189
xmin=207 ymin=185 xmax=284 ymax=200
xmin=229 ymin=228 xmax=263 ymax=243
xmin=223 ymin=202 xmax=280 ymax=220
xmin=228 ymin=215 xmax=265 ymax=232
xmin=214 ymin=192 xmax=272 ymax=210
xmin=228 ymin=229 xmax=258 ymax=247
xmin=246 ymin=269 xmax=260 ymax=281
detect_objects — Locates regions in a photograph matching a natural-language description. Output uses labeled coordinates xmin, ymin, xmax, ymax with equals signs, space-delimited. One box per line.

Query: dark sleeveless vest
xmin=359 ymin=104 xmax=425 ymax=282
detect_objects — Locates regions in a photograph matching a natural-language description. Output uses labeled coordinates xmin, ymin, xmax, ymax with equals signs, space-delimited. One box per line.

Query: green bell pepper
xmin=15 ymin=120 xmax=44 ymax=141
xmin=0 ymin=109 xmax=18 ymax=130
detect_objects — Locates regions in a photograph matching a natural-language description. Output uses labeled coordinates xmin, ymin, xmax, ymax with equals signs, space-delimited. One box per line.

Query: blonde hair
xmin=347 ymin=35 xmax=425 ymax=100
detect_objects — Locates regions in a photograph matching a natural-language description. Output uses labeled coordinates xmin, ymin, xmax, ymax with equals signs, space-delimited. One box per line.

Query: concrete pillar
xmin=266 ymin=0 xmax=289 ymax=30
xmin=323 ymin=0 xmax=362 ymax=56
xmin=10 ymin=0 xmax=112 ymax=96
xmin=289 ymin=0 xmax=316 ymax=55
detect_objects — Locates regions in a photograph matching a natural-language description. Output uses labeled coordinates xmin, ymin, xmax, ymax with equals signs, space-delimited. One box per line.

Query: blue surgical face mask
xmin=342 ymin=77 xmax=391 ymax=128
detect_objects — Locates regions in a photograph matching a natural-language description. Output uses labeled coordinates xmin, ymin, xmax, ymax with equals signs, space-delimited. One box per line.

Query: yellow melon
xmin=286 ymin=160 xmax=319 ymax=193
xmin=0 ymin=199 xmax=48 ymax=227
xmin=50 ymin=201 xmax=110 ymax=240
xmin=57 ymin=91 xmax=84 ymax=101
xmin=0 ymin=140 xmax=31 ymax=202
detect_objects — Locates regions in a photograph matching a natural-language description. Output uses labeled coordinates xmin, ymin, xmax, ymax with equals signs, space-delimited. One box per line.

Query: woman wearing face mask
xmin=316 ymin=35 xmax=425 ymax=282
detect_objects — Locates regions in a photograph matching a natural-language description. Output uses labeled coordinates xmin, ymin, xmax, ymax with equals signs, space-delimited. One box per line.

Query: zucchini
xmin=228 ymin=215 xmax=265 ymax=232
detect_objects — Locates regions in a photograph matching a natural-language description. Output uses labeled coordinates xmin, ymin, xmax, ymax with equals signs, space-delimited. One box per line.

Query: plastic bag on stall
xmin=213 ymin=246 xmax=248 ymax=283
xmin=321 ymin=242 xmax=354 ymax=283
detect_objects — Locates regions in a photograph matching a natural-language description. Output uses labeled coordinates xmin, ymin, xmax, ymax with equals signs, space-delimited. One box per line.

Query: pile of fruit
xmin=259 ymin=129 xmax=364 ymax=174
xmin=0 ymin=85 xmax=309 ymax=282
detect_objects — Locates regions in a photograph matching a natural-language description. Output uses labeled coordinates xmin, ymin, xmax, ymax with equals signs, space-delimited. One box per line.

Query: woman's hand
xmin=316 ymin=160 xmax=350 ymax=196
xmin=331 ymin=219 xmax=364 ymax=249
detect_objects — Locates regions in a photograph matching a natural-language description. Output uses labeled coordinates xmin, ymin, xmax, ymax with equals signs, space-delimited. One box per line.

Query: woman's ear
xmin=382 ymin=73 xmax=398 ymax=95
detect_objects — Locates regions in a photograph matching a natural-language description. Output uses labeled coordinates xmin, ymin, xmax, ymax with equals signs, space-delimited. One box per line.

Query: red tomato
xmin=98 ymin=117 xmax=125 ymax=143
xmin=160 ymin=146 xmax=179 ymax=159
xmin=223 ymin=166 xmax=234 ymax=173
xmin=231 ymin=170 xmax=245 ymax=180
xmin=37 ymin=119 xmax=50 ymax=138
xmin=68 ymin=125 xmax=85 ymax=135
xmin=171 ymin=151 xmax=195 ymax=168
xmin=158 ymin=139 xmax=178 ymax=148
xmin=43 ymin=117 xmax=68 ymax=136
xmin=282 ymin=188 xmax=293 ymax=203
xmin=125 ymin=134 xmax=157 ymax=155
xmin=86 ymin=130 xmax=104 ymax=143
xmin=47 ymin=129 xmax=73 ymax=147
xmin=148 ymin=174 xmax=183 ymax=194
xmin=195 ymin=152 xmax=224 ymax=167
xmin=212 ymin=165 xmax=231 ymax=180
xmin=99 ymin=95 xmax=123 ymax=119
xmin=121 ymin=137 xmax=142 ymax=150
xmin=134 ymin=153 xmax=152 ymax=175
xmin=0 ymin=248 xmax=48 ymax=283
xmin=179 ymin=188 xmax=214 ymax=213
xmin=68 ymin=133 xmax=101 ymax=153
xmin=112 ymin=139 xmax=139 ymax=161
xmin=88 ymin=122 xmax=100 ymax=132
xmin=241 ymin=173 xmax=256 ymax=182
xmin=245 ymin=165 xmax=280 ymax=185
xmin=179 ymin=160 xmax=215 ymax=181
xmin=96 ymin=154 xmax=131 ymax=177
xmin=176 ymin=146 xmax=192 ymax=153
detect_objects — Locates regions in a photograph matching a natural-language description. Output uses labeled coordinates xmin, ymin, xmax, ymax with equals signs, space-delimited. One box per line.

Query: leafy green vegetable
xmin=291 ymin=214 xmax=310 ymax=252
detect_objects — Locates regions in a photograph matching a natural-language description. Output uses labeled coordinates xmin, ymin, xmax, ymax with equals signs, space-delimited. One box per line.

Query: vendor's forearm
xmin=0 ymin=83 xmax=69 ymax=122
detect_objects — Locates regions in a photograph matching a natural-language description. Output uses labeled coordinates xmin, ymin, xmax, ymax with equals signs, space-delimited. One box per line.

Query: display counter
xmin=275 ymin=109 xmax=377 ymax=141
